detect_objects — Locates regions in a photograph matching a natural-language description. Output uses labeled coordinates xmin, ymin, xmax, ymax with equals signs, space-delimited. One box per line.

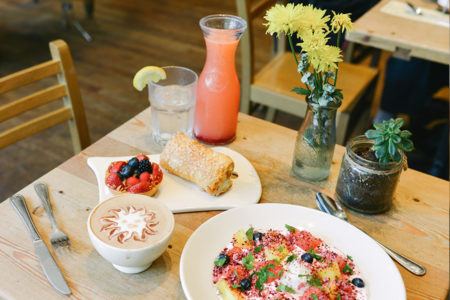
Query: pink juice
xmin=194 ymin=15 xmax=246 ymax=145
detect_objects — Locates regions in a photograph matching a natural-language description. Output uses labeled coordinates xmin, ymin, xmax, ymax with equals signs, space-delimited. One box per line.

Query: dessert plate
xmin=180 ymin=204 xmax=406 ymax=300
xmin=87 ymin=147 xmax=261 ymax=213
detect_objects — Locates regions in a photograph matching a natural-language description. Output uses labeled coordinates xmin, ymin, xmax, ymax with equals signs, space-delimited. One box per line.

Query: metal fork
xmin=34 ymin=182 xmax=70 ymax=248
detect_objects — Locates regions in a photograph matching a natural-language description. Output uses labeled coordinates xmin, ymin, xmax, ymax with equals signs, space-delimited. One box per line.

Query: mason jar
xmin=335 ymin=135 xmax=405 ymax=214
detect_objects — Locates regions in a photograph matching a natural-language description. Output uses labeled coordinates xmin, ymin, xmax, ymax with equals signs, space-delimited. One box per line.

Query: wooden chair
xmin=0 ymin=39 xmax=90 ymax=153
xmin=236 ymin=0 xmax=379 ymax=144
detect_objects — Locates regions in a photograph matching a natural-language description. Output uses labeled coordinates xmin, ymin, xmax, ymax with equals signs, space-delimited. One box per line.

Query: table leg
xmin=84 ymin=0 xmax=94 ymax=19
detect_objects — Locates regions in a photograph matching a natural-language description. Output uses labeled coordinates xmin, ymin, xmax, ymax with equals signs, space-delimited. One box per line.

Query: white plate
xmin=180 ymin=203 xmax=406 ymax=300
xmin=87 ymin=147 xmax=261 ymax=213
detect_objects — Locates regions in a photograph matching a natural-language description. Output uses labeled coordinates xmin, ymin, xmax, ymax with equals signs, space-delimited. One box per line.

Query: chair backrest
xmin=236 ymin=0 xmax=284 ymax=111
xmin=0 ymin=39 xmax=90 ymax=153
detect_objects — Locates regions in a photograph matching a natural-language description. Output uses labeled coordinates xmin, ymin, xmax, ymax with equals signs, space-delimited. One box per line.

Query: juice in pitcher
xmin=194 ymin=15 xmax=247 ymax=144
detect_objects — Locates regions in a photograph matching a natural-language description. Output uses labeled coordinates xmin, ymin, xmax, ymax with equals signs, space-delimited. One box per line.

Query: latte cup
xmin=87 ymin=194 xmax=174 ymax=274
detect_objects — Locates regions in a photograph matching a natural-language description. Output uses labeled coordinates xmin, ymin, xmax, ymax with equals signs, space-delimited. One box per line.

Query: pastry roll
xmin=160 ymin=133 xmax=234 ymax=196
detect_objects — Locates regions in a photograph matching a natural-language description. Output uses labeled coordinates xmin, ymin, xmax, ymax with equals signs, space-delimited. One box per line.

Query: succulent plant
xmin=365 ymin=118 xmax=414 ymax=164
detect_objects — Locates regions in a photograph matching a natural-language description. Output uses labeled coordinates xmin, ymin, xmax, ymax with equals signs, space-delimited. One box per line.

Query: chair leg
xmin=61 ymin=0 xmax=93 ymax=42
xmin=265 ymin=107 xmax=277 ymax=122
xmin=336 ymin=112 xmax=350 ymax=145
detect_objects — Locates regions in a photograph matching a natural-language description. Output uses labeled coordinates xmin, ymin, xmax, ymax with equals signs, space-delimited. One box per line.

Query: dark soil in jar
xmin=336 ymin=148 xmax=402 ymax=214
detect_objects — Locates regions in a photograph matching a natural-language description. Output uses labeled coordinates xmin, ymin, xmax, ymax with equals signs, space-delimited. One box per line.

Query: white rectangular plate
xmin=87 ymin=147 xmax=262 ymax=213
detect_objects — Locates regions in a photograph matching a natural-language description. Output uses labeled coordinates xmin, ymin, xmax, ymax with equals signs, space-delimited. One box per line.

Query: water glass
xmin=148 ymin=66 xmax=197 ymax=145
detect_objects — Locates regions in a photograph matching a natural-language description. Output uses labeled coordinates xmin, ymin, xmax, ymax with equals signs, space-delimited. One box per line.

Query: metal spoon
xmin=316 ymin=192 xmax=427 ymax=276
xmin=406 ymin=2 xmax=423 ymax=15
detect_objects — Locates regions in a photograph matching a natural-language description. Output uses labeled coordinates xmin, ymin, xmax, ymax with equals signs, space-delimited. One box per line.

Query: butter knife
xmin=10 ymin=195 xmax=71 ymax=295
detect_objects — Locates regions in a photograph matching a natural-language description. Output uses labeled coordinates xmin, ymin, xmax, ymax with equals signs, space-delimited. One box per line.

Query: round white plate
xmin=87 ymin=147 xmax=261 ymax=213
xmin=180 ymin=203 xmax=406 ymax=300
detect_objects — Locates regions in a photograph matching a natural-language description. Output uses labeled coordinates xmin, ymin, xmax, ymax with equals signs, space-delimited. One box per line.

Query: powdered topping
xmin=213 ymin=225 xmax=367 ymax=299
xmin=100 ymin=206 xmax=159 ymax=244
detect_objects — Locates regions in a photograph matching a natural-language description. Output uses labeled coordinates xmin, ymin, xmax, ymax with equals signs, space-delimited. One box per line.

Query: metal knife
xmin=10 ymin=195 xmax=72 ymax=295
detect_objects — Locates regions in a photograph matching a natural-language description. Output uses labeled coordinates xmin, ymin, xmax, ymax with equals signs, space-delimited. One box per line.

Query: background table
xmin=346 ymin=0 xmax=450 ymax=64
xmin=0 ymin=109 xmax=448 ymax=299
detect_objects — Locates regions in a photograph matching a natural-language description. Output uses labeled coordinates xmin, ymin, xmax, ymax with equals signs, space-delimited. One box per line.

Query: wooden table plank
xmin=346 ymin=0 xmax=450 ymax=64
xmin=0 ymin=108 xmax=448 ymax=299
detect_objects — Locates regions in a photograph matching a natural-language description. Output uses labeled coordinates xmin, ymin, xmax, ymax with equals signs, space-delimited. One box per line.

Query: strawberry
xmin=109 ymin=161 xmax=126 ymax=174
xmin=151 ymin=163 xmax=163 ymax=185
xmin=125 ymin=176 xmax=140 ymax=187
xmin=127 ymin=181 xmax=152 ymax=193
xmin=139 ymin=171 xmax=151 ymax=182
xmin=136 ymin=154 xmax=149 ymax=161
xmin=105 ymin=173 xmax=123 ymax=190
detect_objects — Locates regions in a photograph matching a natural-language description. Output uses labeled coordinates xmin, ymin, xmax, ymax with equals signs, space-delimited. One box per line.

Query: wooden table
xmin=346 ymin=0 xmax=450 ymax=65
xmin=0 ymin=109 xmax=448 ymax=299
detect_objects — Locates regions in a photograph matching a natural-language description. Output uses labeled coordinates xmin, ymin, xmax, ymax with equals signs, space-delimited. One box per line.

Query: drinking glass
xmin=148 ymin=66 xmax=197 ymax=145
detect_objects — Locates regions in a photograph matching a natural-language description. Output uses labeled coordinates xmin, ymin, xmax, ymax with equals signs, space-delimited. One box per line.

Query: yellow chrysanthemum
xmin=298 ymin=31 xmax=342 ymax=72
xmin=293 ymin=5 xmax=330 ymax=36
xmin=331 ymin=12 xmax=353 ymax=33
xmin=263 ymin=3 xmax=304 ymax=36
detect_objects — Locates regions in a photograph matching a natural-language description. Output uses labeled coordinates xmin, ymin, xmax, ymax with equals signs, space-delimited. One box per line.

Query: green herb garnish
xmin=285 ymin=224 xmax=297 ymax=233
xmin=246 ymin=227 xmax=254 ymax=241
xmin=276 ymin=284 xmax=295 ymax=293
xmin=307 ymin=249 xmax=323 ymax=261
xmin=343 ymin=263 xmax=353 ymax=275
xmin=214 ymin=256 xmax=227 ymax=267
xmin=307 ymin=275 xmax=322 ymax=287
xmin=347 ymin=255 xmax=353 ymax=261
xmin=337 ymin=294 xmax=342 ymax=300
xmin=242 ymin=252 xmax=255 ymax=270
xmin=231 ymin=283 xmax=239 ymax=289
xmin=254 ymin=245 xmax=263 ymax=253
xmin=286 ymin=254 xmax=297 ymax=263
xmin=255 ymin=263 xmax=275 ymax=290
xmin=277 ymin=245 xmax=286 ymax=252
xmin=311 ymin=294 xmax=319 ymax=300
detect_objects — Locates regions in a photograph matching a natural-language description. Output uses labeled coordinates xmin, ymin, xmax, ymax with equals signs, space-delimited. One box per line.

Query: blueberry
xmin=127 ymin=157 xmax=139 ymax=170
xmin=119 ymin=164 xmax=133 ymax=178
xmin=352 ymin=278 xmax=365 ymax=288
xmin=253 ymin=232 xmax=264 ymax=242
xmin=239 ymin=278 xmax=251 ymax=291
xmin=301 ymin=253 xmax=313 ymax=263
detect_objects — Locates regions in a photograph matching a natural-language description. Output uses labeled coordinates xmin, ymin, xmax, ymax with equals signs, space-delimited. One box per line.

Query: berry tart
xmin=212 ymin=225 xmax=367 ymax=300
xmin=105 ymin=154 xmax=163 ymax=196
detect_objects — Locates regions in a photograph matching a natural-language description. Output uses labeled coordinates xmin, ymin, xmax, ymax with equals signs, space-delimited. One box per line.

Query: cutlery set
xmin=9 ymin=183 xmax=427 ymax=296
xmin=10 ymin=183 xmax=71 ymax=295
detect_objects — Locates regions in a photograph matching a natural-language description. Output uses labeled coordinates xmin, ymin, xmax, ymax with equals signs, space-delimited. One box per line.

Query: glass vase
xmin=291 ymin=103 xmax=337 ymax=181
xmin=194 ymin=14 xmax=247 ymax=144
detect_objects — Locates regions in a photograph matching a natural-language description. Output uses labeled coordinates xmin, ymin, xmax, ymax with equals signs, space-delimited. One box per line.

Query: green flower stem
xmin=287 ymin=35 xmax=299 ymax=65
xmin=334 ymin=31 xmax=342 ymax=87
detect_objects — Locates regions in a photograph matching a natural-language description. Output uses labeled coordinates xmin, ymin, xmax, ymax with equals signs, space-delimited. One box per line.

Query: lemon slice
xmin=133 ymin=66 xmax=167 ymax=91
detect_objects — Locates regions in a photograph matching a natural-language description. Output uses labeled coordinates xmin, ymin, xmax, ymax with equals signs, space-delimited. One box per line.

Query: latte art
xmin=100 ymin=206 xmax=159 ymax=244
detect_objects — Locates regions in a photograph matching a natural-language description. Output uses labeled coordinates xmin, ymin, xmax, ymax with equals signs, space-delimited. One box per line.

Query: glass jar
xmin=335 ymin=135 xmax=404 ymax=214
xmin=291 ymin=103 xmax=337 ymax=181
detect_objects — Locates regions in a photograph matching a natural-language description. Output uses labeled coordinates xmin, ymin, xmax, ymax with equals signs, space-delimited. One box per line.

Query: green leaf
xmin=388 ymin=139 xmax=396 ymax=157
xmin=307 ymin=249 xmax=323 ymax=261
xmin=337 ymin=294 xmax=342 ymax=300
xmin=242 ymin=252 xmax=254 ymax=270
xmin=246 ymin=227 xmax=254 ymax=242
xmin=214 ymin=256 xmax=227 ymax=267
xmin=286 ymin=254 xmax=297 ymax=263
xmin=254 ymin=245 xmax=263 ymax=253
xmin=255 ymin=263 xmax=275 ymax=290
xmin=292 ymin=87 xmax=310 ymax=95
xmin=400 ymin=130 xmax=412 ymax=138
xmin=343 ymin=263 xmax=353 ymax=275
xmin=276 ymin=284 xmax=296 ymax=293
xmin=312 ymin=295 xmax=319 ymax=300
xmin=391 ymin=135 xmax=401 ymax=143
xmin=231 ymin=283 xmax=239 ymax=289
xmin=307 ymin=275 xmax=322 ymax=287
xmin=365 ymin=129 xmax=380 ymax=139
xmin=401 ymin=139 xmax=414 ymax=152
xmin=347 ymin=255 xmax=353 ymax=261
xmin=285 ymin=224 xmax=297 ymax=233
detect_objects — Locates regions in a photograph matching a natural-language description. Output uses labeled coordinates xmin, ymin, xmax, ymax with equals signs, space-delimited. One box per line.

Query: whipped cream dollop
xmin=100 ymin=206 xmax=159 ymax=244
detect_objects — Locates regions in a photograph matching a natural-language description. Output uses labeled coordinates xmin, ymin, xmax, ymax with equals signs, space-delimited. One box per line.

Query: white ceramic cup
xmin=87 ymin=194 xmax=175 ymax=274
